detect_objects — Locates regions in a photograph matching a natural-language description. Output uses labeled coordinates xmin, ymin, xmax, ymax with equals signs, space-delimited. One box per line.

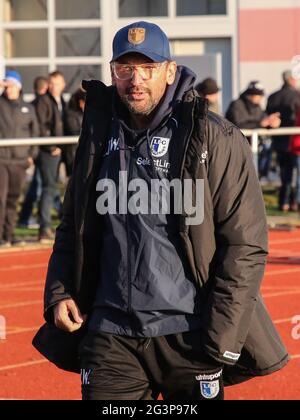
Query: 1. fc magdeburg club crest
xmin=200 ymin=380 xmax=220 ymax=399
xmin=150 ymin=137 xmax=170 ymax=158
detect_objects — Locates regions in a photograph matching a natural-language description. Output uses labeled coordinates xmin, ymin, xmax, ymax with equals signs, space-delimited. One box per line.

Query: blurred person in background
xmin=32 ymin=76 xmax=49 ymax=105
xmin=226 ymin=81 xmax=280 ymax=130
xmin=64 ymin=88 xmax=86 ymax=176
xmin=19 ymin=76 xmax=49 ymax=229
xmin=226 ymin=81 xmax=281 ymax=180
xmin=289 ymin=109 xmax=300 ymax=213
xmin=0 ymin=70 xmax=39 ymax=248
xmin=195 ymin=77 xmax=221 ymax=114
xmin=267 ymin=70 xmax=300 ymax=212
xmin=35 ymin=71 xmax=66 ymax=243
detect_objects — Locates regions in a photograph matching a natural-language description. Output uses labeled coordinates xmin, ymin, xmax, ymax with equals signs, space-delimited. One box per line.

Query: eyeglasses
xmin=112 ymin=62 xmax=166 ymax=81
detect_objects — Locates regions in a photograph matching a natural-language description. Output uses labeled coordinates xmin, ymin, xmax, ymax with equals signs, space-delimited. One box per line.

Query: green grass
xmin=14 ymin=227 xmax=39 ymax=239
xmin=263 ymin=186 xmax=281 ymax=216
xmin=263 ymin=185 xmax=299 ymax=217
xmin=14 ymin=206 xmax=60 ymax=240
xmin=14 ymin=222 xmax=60 ymax=240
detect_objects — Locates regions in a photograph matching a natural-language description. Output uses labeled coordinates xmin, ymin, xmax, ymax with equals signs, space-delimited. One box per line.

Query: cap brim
xmin=209 ymin=88 xmax=221 ymax=94
xmin=112 ymin=48 xmax=168 ymax=63
xmin=246 ymin=90 xmax=264 ymax=96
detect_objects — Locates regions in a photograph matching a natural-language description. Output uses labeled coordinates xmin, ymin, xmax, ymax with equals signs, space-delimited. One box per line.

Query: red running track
xmin=0 ymin=229 xmax=300 ymax=400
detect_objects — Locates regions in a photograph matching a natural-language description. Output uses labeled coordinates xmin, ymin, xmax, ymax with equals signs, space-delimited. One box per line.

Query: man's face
xmin=5 ymin=82 xmax=21 ymax=100
xmin=38 ymin=82 xmax=49 ymax=96
xmin=248 ymin=94 xmax=264 ymax=105
xmin=111 ymin=53 xmax=177 ymax=117
xmin=288 ymin=77 xmax=298 ymax=88
xmin=48 ymin=75 xmax=66 ymax=97
xmin=206 ymin=93 xmax=219 ymax=104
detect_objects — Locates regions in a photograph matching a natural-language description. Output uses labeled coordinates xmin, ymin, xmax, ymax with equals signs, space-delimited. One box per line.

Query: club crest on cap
xmin=128 ymin=28 xmax=146 ymax=45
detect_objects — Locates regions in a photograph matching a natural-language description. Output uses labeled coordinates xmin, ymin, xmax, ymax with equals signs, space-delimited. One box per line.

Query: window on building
xmin=176 ymin=0 xmax=227 ymax=16
xmin=7 ymin=65 xmax=48 ymax=94
xmin=55 ymin=0 xmax=100 ymax=20
xmin=57 ymin=65 xmax=102 ymax=93
xmin=56 ymin=28 xmax=101 ymax=57
xmin=3 ymin=0 xmax=47 ymax=21
xmin=119 ymin=0 xmax=168 ymax=17
xmin=5 ymin=29 xmax=48 ymax=58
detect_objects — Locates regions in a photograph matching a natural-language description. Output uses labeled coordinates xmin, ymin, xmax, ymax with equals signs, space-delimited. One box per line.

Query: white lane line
xmin=0 ymin=280 xmax=42 ymax=289
xmin=274 ymin=317 xmax=296 ymax=325
xmin=265 ymin=267 xmax=300 ymax=276
xmin=0 ymin=300 xmax=42 ymax=309
xmin=0 ymin=359 xmax=48 ymax=372
xmin=6 ymin=327 xmax=40 ymax=335
xmin=263 ymin=290 xmax=300 ymax=298
xmin=0 ymin=287 xmax=43 ymax=293
xmin=269 ymin=238 xmax=300 ymax=246
xmin=0 ymin=247 xmax=51 ymax=256
xmin=261 ymin=286 xmax=300 ymax=290
xmin=269 ymin=248 xmax=300 ymax=258
xmin=0 ymin=264 xmax=47 ymax=272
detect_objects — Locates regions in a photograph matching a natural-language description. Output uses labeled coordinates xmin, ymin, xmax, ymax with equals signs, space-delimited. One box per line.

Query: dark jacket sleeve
xmin=34 ymin=95 xmax=57 ymax=153
xmin=43 ymin=120 xmax=89 ymax=322
xmin=28 ymin=104 xmax=40 ymax=160
xmin=65 ymin=109 xmax=83 ymax=136
xmin=225 ymin=100 xmax=265 ymax=129
xmin=42 ymin=80 xmax=114 ymax=323
xmin=43 ymin=178 xmax=76 ymax=322
xmin=266 ymin=93 xmax=276 ymax=116
xmin=61 ymin=109 xmax=82 ymax=176
xmin=202 ymin=117 xmax=269 ymax=365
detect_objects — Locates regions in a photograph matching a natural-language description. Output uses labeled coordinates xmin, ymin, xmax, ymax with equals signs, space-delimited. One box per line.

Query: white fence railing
xmin=1 ymin=128 xmax=300 ymax=173
xmin=0 ymin=137 xmax=78 ymax=147
xmin=242 ymin=128 xmax=300 ymax=172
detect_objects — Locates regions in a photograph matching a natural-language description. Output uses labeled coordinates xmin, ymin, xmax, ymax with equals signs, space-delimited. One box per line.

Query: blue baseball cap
xmin=4 ymin=70 xmax=22 ymax=89
xmin=112 ymin=21 xmax=171 ymax=63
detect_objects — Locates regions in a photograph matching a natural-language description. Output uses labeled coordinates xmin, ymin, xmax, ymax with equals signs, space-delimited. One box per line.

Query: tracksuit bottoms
xmin=79 ymin=330 xmax=224 ymax=400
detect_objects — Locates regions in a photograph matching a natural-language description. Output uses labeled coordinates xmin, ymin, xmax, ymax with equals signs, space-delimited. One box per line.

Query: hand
xmin=0 ymin=80 xmax=15 ymax=89
xmin=269 ymin=112 xmax=281 ymax=128
xmin=260 ymin=116 xmax=271 ymax=128
xmin=261 ymin=113 xmax=281 ymax=128
xmin=27 ymin=157 xmax=34 ymax=167
xmin=54 ymin=299 xmax=87 ymax=333
xmin=51 ymin=147 xmax=62 ymax=157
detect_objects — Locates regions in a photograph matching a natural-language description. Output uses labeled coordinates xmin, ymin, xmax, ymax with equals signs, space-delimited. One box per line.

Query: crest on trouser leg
xmin=196 ymin=369 xmax=222 ymax=399
xmin=200 ymin=380 xmax=220 ymax=399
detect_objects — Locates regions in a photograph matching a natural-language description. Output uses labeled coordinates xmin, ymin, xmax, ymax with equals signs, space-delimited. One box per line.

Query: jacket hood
xmin=149 ymin=65 xmax=196 ymax=130
xmin=113 ymin=65 xmax=196 ymax=133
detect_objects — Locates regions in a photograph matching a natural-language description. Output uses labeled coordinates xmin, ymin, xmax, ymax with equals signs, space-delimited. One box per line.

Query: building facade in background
xmin=0 ymin=0 xmax=299 ymax=112
xmin=239 ymin=0 xmax=300 ymax=96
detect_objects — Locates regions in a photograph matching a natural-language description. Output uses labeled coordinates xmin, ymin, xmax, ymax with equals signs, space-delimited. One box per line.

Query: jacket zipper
xmin=126 ymin=145 xmax=135 ymax=314
xmin=179 ymin=98 xmax=196 ymax=183
xmin=177 ymin=97 xmax=202 ymax=286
